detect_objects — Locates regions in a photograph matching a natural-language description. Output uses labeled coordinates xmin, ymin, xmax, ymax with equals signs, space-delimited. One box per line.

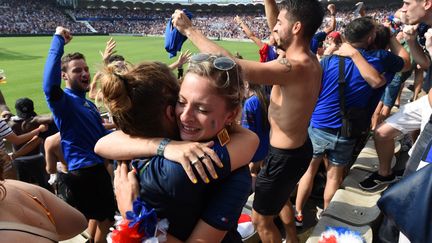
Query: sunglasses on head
xmin=190 ymin=53 xmax=236 ymax=71
xmin=189 ymin=53 xmax=237 ymax=88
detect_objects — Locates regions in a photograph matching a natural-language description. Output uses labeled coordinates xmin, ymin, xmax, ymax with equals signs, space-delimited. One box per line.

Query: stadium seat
xmin=341 ymin=167 xmax=388 ymax=195
xmin=322 ymin=189 xmax=381 ymax=227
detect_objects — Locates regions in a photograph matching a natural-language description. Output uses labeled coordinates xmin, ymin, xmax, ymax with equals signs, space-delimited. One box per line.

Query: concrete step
xmin=245 ymin=193 xmax=254 ymax=210
xmin=341 ymin=167 xmax=388 ymax=195
xmin=322 ymin=189 xmax=381 ymax=227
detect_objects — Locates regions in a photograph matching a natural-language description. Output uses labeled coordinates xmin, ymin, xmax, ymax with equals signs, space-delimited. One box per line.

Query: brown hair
xmin=61 ymin=52 xmax=86 ymax=72
xmin=278 ymin=0 xmax=325 ymax=40
xmin=185 ymin=55 xmax=244 ymax=112
xmin=100 ymin=61 xmax=179 ymax=137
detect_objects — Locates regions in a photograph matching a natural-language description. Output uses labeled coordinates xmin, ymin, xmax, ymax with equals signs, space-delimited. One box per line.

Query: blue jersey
xmin=42 ymin=35 xmax=109 ymax=171
xmin=311 ymin=49 xmax=403 ymax=129
xmin=241 ymin=95 xmax=269 ymax=162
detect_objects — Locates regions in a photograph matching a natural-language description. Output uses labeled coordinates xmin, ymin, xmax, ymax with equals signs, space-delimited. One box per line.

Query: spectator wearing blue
xmin=165 ymin=9 xmax=193 ymax=58
xmin=310 ymin=3 xmax=337 ymax=54
xmin=94 ymin=57 xmax=259 ymax=242
xmin=376 ymin=2 xmax=432 ymax=240
xmin=241 ymin=82 xmax=270 ymax=190
xmin=42 ymin=26 xmax=116 ymax=243
xmin=295 ymin=17 xmax=409 ymax=224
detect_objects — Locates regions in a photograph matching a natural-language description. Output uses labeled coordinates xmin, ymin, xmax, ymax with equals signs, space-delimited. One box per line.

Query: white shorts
xmin=385 ymin=95 xmax=432 ymax=134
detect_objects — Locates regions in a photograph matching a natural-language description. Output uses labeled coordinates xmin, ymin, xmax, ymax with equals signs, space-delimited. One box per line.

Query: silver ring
xmin=198 ymin=154 xmax=206 ymax=160
xmin=191 ymin=159 xmax=199 ymax=165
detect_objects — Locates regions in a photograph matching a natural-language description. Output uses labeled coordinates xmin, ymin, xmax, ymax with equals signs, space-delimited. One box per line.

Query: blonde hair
xmin=186 ymin=55 xmax=244 ymax=112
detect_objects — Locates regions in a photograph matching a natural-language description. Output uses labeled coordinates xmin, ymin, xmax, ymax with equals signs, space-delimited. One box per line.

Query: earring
xmin=217 ymin=128 xmax=230 ymax=146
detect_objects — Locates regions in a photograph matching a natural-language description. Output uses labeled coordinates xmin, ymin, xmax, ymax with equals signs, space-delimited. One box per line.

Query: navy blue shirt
xmin=133 ymin=139 xmax=251 ymax=241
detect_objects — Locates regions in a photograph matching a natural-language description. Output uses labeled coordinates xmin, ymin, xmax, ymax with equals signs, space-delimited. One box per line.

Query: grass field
xmin=0 ymin=35 xmax=259 ymax=114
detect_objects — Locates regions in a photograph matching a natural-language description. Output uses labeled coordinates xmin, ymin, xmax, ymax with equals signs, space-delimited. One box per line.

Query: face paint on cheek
xmin=211 ymin=120 xmax=216 ymax=129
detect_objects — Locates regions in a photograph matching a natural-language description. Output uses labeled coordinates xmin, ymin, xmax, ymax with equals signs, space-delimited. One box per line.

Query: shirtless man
xmin=171 ymin=0 xmax=325 ymax=242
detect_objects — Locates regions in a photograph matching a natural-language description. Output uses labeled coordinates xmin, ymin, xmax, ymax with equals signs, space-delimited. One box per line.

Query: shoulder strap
xmin=338 ymin=56 xmax=347 ymax=117
xmin=0 ymin=222 xmax=59 ymax=242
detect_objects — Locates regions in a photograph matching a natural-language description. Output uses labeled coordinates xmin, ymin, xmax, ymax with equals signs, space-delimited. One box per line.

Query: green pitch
xmin=0 ymin=35 xmax=259 ymax=114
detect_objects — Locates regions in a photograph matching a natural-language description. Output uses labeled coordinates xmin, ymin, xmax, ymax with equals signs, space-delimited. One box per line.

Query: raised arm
xmin=100 ymin=38 xmax=117 ymax=65
xmin=235 ymin=15 xmax=264 ymax=48
xmin=404 ymin=25 xmax=431 ymax=69
xmin=89 ymin=72 xmax=102 ymax=100
xmin=237 ymin=56 xmax=311 ymax=85
xmin=168 ymin=50 xmax=192 ymax=70
xmin=172 ymin=10 xmax=233 ymax=57
xmin=323 ymin=4 xmax=337 ymax=34
xmin=333 ymin=43 xmax=385 ymax=88
xmin=43 ymin=27 xmax=72 ymax=101
xmin=172 ymin=10 xmax=298 ymax=86
xmin=264 ymin=0 xmax=279 ymax=31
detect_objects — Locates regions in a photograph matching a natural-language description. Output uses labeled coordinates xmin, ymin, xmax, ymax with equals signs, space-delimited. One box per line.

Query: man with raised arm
xmin=43 ymin=26 xmax=116 ymax=243
xmin=171 ymin=0 xmax=325 ymax=242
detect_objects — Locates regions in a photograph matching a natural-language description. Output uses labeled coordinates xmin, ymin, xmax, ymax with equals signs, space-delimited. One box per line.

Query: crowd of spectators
xmin=0 ymin=0 xmax=89 ymax=34
xmin=0 ymin=0 xmax=398 ymax=40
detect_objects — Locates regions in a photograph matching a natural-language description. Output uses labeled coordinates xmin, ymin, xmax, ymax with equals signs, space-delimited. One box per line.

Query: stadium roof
xmin=70 ymin=0 xmax=401 ymax=10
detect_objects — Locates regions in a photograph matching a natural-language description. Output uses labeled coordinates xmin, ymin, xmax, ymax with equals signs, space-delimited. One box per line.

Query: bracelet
xmin=156 ymin=138 xmax=171 ymax=156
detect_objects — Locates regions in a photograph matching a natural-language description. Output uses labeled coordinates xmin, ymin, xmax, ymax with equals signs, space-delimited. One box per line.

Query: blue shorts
xmin=308 ymin=126 xmax=356 ymax=166
xmin=381 ymin=71 xmax=411 ymax=107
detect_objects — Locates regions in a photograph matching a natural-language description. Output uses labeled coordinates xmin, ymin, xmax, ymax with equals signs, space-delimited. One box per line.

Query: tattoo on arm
xmin=278 ymin=58 xmax=292 ymax=72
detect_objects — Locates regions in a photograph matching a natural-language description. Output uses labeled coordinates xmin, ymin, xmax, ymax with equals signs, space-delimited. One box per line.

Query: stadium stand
xmin=0 ymin=0 xmax=400 ymax=38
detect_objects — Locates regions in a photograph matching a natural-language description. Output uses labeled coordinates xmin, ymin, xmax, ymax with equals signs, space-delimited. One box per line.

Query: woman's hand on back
xmin=164 ymin=140 xmax=223 ymax=184
xmin=114 ymin=161 xmax=139 ymax=217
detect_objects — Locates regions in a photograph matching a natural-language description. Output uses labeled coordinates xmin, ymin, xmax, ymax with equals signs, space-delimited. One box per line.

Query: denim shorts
xmin=308 ymin=126 xmax=356 ymax=166
xmin=381 ymin=71 xmax=411 ymax=107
